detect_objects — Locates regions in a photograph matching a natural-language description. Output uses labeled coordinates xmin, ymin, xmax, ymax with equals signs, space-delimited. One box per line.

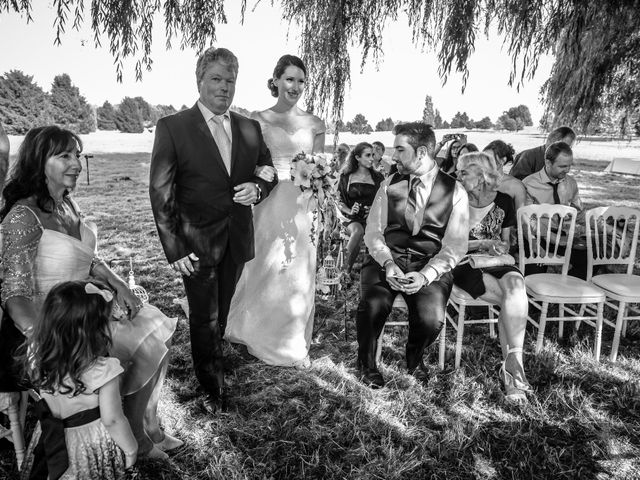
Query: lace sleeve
xmin=1 ymin=205 xmax=43 ymax=306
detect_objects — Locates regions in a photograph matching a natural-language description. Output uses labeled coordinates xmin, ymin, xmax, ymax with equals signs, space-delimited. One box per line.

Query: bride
xmin=224 ymin=54 xmax=325 ymax=366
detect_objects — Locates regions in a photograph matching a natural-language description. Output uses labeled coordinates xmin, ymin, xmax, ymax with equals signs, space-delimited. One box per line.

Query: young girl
xmin=21 ymin=280 xmax=137 ymax=480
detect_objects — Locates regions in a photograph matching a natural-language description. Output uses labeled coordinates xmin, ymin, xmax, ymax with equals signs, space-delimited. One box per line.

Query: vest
xmin=384 ymin=171 xmax=456 ymax=259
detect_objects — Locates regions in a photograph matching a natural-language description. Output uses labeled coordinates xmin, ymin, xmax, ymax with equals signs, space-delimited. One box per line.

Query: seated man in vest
xmin=510 ymin=126 xmax=576 ymax=180
xmin=356 ymin=122 xmax=469 ymax=388
xmin=522 ymin=141 xmax=588 ymax=278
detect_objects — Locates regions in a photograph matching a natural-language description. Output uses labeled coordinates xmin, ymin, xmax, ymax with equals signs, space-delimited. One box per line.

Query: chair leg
xmin=7 ymin=403 xmax=25 ymax=470
xmin=488 ymin=307 xmax=497 ymax=339
xmin=594 ymin=302 xmax=604 ymax=361
xmin=455 ymin=305 xmax=465 ymax=369
xmin=375 ymin=324 xmax=385 ymax=364
xmin=609 ymin=301 xmax=627 ymax=363
xmin=536 ymin=302 xmax=549 ymax=353
xmin=558 ymin=303 xmax=565 ymax=339
xmin=438 ymin=323 xmax=446 ymax=370
xmin=622 ymin=318 xmax=628 ymax=338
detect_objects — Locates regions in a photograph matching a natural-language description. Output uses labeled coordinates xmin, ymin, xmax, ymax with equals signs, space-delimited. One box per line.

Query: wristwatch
xmin=383 ymin=259 xmax=394 ymax=269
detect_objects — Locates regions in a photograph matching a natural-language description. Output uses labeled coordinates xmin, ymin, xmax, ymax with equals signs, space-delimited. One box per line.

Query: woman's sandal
xmin=500 ymin=346 xmax=532 ymax=404
xmin=154 ymin=432 xmax=184 ymax=452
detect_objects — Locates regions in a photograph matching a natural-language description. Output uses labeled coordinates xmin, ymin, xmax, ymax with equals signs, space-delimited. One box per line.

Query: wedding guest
xmin=522 ymin=141 xmax=588 ymax=278
xmin=453 ymin=152 xmax=531 ymax=403
xmin=332 ymin=143 xmax=350 ymax=173
xmin=337 ymin=142 xmax=384 ymax=273
xmin=483 ymin=140 xmax=526 ymax=210
xmin=356 ymin=122 xmax=469 ymax=388
xmin=20 ymin=280 xmax=138 ymax=479
xmin=372 ymin=141 xmax=386 ymax=174
xmin=1 ymin=125 xmax=179 ymax=459
xmin=0 ymin=122 xmax=9 ymax=191
xmin=510 ymin=126 xmax=576 ymax=180
xmin=442 ymin=141 xmax=478 ymax=176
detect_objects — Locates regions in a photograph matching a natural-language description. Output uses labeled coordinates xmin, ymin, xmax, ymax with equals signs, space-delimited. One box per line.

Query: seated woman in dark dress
xmin=453 ymin=152 xmax=532 ymax=404
xmin=337 ymin=142 xmax=384 ymax=273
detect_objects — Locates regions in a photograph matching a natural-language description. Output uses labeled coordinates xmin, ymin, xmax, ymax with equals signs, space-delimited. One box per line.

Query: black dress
xmin=338 ymin=171 xmax=384 ymax=227
xmin=453 ymin=191 xmax=522 ymax=298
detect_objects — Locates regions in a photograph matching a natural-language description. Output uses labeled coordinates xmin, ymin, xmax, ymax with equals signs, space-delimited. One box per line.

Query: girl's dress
xmin=0 ymin=201 xmax=177 ymax=395
xmin=452 ymin=191 xmax=522 ymax=298
xmin=20 ymin=357 xmax=127 ymax=480
xmin=337 ymin=171 xmax=384 ymax=227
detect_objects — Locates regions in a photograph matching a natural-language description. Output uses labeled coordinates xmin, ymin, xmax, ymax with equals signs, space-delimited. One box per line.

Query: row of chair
xmin=376 ymin=205 xmax=640 ymax=367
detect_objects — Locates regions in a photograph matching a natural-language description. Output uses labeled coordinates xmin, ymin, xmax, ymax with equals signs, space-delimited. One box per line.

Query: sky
xmin=0 ymin=2 xmax=554 ymax=126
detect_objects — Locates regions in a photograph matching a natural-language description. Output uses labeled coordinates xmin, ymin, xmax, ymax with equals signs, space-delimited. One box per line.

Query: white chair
xmin=375 ymin=295 xmax=446 ymax=369
xmin=0 ymin=391 xmax=28 ymax=470
xmin=517 ymin=204 xmax=606 ymax=358
xmin=586 ymin=206 xmax=640 ymax=362
xmin=444 ymin=285 xmax=500 ymax=369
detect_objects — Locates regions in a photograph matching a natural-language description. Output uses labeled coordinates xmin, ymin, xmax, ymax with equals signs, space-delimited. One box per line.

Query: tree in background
xmin=50 ymin=74 xmax=95 ymax=134
xmin=115 ymin=97 xmax=144 ymax=133
xmin=422 ymin=95 xmax=435 ymax=125
xmin=474 ymin=116 xmax=493 ymax=129
xmin=442 ymin=121 xmax=450 ymax=129
xmin=433 ymin=110 xmax=443 ymax=129
xmin=97 ymin=101 xmax=118 ymax=130
xmin=156 ymin=104 xmax=178 ymax=119
xmin=346 ymin=114 xmax=373 ymax=134
xmin=505 ymin=105 xmax=532 ymax=129
xmin=0 ymin=70 xmax=53 ymax=134
xmin=495 ymin=113 xmax=517 ymax=131
xmin=375 ymin=117 xmax=395 ymax=132
xmin=450 ymin=112 xmax=473 ymax=129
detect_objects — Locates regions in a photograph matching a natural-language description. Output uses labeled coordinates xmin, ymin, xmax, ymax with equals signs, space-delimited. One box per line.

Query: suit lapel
xmin=190 ymin=104 xmax=230 ymax=177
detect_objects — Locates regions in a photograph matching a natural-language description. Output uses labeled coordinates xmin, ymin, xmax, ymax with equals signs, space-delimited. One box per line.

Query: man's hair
xmin=392 ymin=122 xmax=436 ymax=156
xmin=372 ymin=141 xmax=385 ymax=152
xmin=545 ymin=141 xmax=573 ymax=163
xmin=196 ymin=47 xmax=239 ymax=86
xmin=547 ymin=126 xmax=575 ymax=144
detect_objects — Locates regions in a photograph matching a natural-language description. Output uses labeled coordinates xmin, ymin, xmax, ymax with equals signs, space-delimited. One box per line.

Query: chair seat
xmin=526 ymin=273 xmax=605 ymax=303
xmin=450 ymin=285 xmax=494 ymax=306
xmin=591 ymin=274 xmax=640 ymax=301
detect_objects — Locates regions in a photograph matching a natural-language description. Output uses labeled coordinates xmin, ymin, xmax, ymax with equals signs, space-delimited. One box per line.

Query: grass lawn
xmin=1 ymin=152 xmax=640 ymax=479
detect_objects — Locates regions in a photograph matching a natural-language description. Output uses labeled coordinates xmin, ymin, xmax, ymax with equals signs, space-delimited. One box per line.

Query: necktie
xmin=405 ymin=176 xmax=421 ymax=234
xmin=211 ymin=115 xmax=231 ymax=173
xmin=547 ymin=181 xmax=561 ymax=204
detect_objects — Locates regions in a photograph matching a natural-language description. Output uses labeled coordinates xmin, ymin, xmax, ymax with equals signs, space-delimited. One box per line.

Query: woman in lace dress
xmin=225 ymin=55 xmax=325 ymax=366
xmin=0 ymin=126 xmax=180 ymax=458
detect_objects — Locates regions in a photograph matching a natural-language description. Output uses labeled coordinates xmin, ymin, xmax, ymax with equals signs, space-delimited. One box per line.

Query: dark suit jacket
xmin=149 ymin=104 xmax=278 ymax=265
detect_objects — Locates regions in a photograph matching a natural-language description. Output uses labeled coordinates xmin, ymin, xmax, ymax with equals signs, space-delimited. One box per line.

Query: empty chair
xmin=517 ymin=204 xmax=606 ymax=358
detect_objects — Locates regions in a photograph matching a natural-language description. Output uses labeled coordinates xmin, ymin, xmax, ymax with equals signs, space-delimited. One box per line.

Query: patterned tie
xmin=405 ymin=176 xmax=421 ymax=234
xmin=211 ymin=115 xmax=231 ymax=173
xmin=547 ymin=181 xmax=561 ymax=204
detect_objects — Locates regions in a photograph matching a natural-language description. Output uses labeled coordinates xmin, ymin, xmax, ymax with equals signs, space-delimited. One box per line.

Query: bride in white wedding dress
xmin=224 ymin=55 xmax=325 ymax=366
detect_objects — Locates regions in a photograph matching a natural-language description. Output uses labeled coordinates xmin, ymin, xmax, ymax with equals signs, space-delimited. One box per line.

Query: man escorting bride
xmin=225 ymin=55 xmax=326 ymax=367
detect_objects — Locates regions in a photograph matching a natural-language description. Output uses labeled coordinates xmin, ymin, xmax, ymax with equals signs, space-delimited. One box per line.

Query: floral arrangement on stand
xmin=289 ymin=152 xmax=342 ymax=298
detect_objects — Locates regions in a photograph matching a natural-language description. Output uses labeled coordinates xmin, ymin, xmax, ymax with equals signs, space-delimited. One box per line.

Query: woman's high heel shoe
xmin=500 ymin=346 xmax=532 ymax=404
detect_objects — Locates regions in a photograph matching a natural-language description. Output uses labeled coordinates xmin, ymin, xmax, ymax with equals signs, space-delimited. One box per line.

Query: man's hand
xmin=351 ymin=202 xmax=361 ymax=216
xmin=233 ymin=182 xmax=259 ymax=205
xmin=385 ymin=261 xmax=407 ymax=291
xmin=171 ymin=252 xmax=199 ymax=276
xmin=255 ymin=165 xmax=276 ymax=182
xmin=401 ymin=272 xmax=428 ymax=295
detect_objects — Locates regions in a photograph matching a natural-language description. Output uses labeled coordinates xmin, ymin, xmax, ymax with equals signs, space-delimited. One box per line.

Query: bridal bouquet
xmin=290 ymin=152 xmax=338 ymax=244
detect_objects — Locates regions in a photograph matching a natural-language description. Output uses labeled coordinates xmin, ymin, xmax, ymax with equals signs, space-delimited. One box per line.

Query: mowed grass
xmin=2 ymin=153 xmax=640 ymax=479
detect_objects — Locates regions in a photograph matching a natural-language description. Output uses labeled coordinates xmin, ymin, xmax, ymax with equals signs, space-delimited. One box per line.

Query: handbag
xmin=466 ymin=253 xmax=516 ymax=269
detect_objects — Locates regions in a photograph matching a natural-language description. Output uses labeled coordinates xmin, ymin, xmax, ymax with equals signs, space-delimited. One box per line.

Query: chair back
xmin=585 ymin=206 xmax=639 ymax=279
xmin=517 ymin=204 xmax=577 ymax=275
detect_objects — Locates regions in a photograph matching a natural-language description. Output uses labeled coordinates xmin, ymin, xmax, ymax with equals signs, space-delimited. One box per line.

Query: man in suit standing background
xmin=149 ymin=47 xmax=278 ymax=413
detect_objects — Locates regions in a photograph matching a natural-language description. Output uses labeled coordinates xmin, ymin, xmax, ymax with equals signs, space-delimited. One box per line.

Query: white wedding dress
xmin=225 ymin=113 xmax=323 ymax=366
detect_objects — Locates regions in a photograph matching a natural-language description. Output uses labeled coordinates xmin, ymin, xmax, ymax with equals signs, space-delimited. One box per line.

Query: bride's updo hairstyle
xmin=268 ymin=55 xmax=307 ymax=97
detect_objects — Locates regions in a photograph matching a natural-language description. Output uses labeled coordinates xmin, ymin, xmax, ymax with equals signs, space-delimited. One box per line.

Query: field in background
xmin=1 ymin=149 xmax=640 ymax=479
xmin=7 ymin=127 xmax=640 ymax=163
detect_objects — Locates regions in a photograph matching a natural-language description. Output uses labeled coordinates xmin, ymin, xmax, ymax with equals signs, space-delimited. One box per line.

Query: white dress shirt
xmin=364 ymin=164 xmax=469 ymax=283
xmin=197 ymin=100 xmax=232 ymax=173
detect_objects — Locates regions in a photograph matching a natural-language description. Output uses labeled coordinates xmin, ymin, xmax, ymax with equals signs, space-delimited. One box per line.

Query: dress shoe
xmin=201 ymin=394 xmax=225 ymax=415
xmin=357 ymin=361 xmax=385 ymax=389
xmin=154 ymin=432 xmax=184 ymax=452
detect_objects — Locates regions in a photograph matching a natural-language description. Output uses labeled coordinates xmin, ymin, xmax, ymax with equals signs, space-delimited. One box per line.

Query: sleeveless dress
xmin=0 ymin=203 xmax=177 ymax=395
xmin=225 ymin=115 xmax=323 ymax=366
xmin=20 ymin=357 xmax=127 ymax=480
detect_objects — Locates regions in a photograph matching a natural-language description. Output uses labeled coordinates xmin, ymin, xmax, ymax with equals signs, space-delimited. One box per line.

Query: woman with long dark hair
xmin=337 ymin=142 xmax=384 ymax=273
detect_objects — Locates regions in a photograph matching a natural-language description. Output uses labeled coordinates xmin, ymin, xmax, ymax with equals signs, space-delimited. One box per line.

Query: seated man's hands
xmin=385 ymin=261 xmax=407 ymax=291
xmin=400 ymin=272 xmax=427 ymax=295
xmin=255 ymin=165 xmax=276 ymax=182
xmin=233 ymin=182 xmax=259 ymax=205
xmin=171 ymin=252 xmax=199 ymax=277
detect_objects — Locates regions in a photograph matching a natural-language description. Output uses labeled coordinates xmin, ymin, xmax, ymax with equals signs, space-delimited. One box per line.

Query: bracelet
xmin=382 ymin=259 xmax=394 ymax=269
xmin=89 ymin=255 xmax=105 ymax=274
xmin=254 ymin=183 xmax=262 ymax=203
